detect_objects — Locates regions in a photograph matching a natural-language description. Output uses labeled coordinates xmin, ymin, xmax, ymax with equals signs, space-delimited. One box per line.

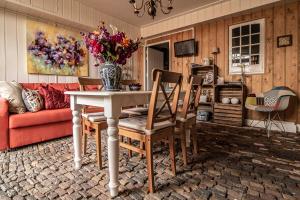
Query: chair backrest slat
xmin=146 ymin=69 xmax=183 ymax=130
xmin=180 ymin=75 xmax=203 ymax=119
xmin=78 ymin=77 xmax=103 ymax=91
xmin=78 ymin=77 xmax=103 ymax=113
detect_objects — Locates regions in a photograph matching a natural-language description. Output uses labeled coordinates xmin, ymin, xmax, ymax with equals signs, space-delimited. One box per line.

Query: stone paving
xmin=0 ymin=123 xmax=300 ymax=200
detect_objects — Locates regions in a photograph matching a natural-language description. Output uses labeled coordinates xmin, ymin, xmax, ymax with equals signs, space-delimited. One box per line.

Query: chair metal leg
xmin=271 ymin=112 xmax=286 ymax=134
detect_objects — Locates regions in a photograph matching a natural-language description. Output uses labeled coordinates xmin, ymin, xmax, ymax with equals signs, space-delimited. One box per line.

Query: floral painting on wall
xmin=27 ymin=19 xmax=89 ymax=76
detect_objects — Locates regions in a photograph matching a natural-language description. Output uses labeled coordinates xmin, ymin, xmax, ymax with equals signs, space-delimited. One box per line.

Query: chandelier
xmin=129 ymin=0 xmax=173 ymax=19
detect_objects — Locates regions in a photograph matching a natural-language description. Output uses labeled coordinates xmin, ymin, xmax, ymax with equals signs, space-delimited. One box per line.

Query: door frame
xmin=144 ymin=40 xmax=171 ymax=90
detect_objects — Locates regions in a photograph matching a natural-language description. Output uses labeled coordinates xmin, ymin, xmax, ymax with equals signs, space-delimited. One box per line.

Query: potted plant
xmin=81 ymin=23 xmax=140 ymax=91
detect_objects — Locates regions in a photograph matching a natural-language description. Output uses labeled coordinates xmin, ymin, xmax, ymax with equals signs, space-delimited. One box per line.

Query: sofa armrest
xmin=0 ymin=97 xmax=9 ymax=150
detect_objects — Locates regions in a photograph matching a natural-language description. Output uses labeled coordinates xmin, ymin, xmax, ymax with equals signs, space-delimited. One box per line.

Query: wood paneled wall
xmin=140 ymin=1 xmax=300 ymax=123
xmin=0 ymin=0 xmax=140 ymax=83
xmin=141 ymin=0 xmax=280 ymax=38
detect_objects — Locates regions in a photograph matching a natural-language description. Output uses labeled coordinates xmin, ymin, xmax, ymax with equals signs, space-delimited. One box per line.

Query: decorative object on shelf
xmin=211 ymin=47 xmax=219 ymax=65
xmin=277 ymin=35 xmax=292 ymax=48
xmin=217 ymin=76 xmax=224 ymax=85
xmin=202 ymin=57 xmax=213 ymax=66
xmin=129 ymin=83 xmax=142 ymax=91
xmin=129 ymin=0 xmax=173 ymax=19
xmin=197 ymin=111 xmax=210 ymax=121
xmin=230 ymin=97 xmax=240 ymax=105
xmin=200 ymin=95 xmax=208 ymax=103
xmin=204 ymin=71 xmax=214 ymax=85
xmin=27 ymin=20 xmax=89 ymax=76
xmin=82 ymin=22 xmax=140 ymax=91
xmin=221 ymin=97 xmax=231 ymax=104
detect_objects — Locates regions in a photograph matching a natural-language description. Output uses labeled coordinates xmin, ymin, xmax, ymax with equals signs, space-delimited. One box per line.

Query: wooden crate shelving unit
xmin=191 ymin=64 xmax=218 ymax=120
xmin=213 ymin=83 xmax=246 ymax=126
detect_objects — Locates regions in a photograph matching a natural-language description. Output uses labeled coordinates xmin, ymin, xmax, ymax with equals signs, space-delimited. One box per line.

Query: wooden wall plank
xmin=44 ymin=0 xmax=57 ymax=13
xmin=194 ymin=24 xmax=202 ymax=64
xmin=273 ymin=3 xmax=286 ymax=87
xmin=201 ymin=23 xmax=210 ymax=60
xmin=31 ymin=0 xmax=44 ymax=9
xmin=298 ymin=1 xmax=300 ymax=124
xmin=224 ymin=17 xmax=232 ymax=82
xmin=5 ymin=11 xmax=18 ymax=81
xmin=216 ymin=19 xmax=225 ymax=78
xmin=0 ymin=8 xmax=5 ymax=81
xmin=63 ymin=0 xmax=72 ymax=19
xmin=285 ymin=2 xmax=298 ymax=122
xmin=262 ymin=7 xmax=274 ymax=93
xmin=71 ymin=0 xmax=80 ymax=22
xmin=16 ymin=15 xmax=28 ymax=83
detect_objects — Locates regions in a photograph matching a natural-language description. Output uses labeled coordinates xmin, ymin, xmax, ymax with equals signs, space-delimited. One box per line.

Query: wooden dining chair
xmin=118 ymin=69 xmax=183 ymax=193
xmin=78 ymin=77 xmax=107 ymax=169
xmin=175 ymin=75 xmax=202 ymax=166
xmin=121 ymin=79 xmax=149 ymax=116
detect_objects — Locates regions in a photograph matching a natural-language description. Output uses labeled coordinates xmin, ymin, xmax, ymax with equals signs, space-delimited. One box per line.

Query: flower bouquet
xmin=81 ymin=23 xmax=140 ymax=91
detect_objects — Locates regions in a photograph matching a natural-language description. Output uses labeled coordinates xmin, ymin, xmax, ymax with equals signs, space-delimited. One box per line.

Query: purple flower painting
xmin=27 ymin=20 xmax=89 ymax=76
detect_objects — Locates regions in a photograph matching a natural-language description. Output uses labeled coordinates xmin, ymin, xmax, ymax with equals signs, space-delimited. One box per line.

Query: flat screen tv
xmin=174 ymin=39 xmax=197 ymax=57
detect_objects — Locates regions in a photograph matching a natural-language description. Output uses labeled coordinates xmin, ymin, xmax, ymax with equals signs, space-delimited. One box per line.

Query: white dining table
xmin=65 ymin=90 xmax=152 ymax=197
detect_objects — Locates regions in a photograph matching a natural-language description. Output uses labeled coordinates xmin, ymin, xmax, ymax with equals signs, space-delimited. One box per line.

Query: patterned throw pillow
xmin=38 ymin=85 xmax=69 ymax=110
xmin=22 ymin=88 xmax=44 ymax=112
xmin=0 ymin=81 xmax=26 ymax=114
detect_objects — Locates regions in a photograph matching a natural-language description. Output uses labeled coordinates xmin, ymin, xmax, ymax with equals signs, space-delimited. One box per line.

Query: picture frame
xmin=277 ymin=35 xmax=293 ymax=48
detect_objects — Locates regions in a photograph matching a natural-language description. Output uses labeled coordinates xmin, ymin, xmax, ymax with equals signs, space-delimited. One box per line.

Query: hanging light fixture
xmin=129 ymin=0 xmax=173 ymax=19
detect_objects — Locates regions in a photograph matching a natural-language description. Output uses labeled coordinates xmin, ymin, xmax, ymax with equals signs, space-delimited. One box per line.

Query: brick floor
xmin=0 ymin=123 xmax=300 ymax=199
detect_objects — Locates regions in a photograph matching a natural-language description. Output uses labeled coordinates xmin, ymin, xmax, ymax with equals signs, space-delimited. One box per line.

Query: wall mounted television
xmin=174 ymin=39 xmax=197 ymax=57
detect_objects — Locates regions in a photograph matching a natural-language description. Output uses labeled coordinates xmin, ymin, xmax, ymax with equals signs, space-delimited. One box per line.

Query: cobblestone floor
xmin=0 ymin=123 xmax=300 ymax=200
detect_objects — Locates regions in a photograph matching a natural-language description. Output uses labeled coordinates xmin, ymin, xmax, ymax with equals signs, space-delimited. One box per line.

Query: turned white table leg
xmin=106 ymin=117 xmax=120 ymax=197
xmin=70 ymin=96 xmax=82 ymax=170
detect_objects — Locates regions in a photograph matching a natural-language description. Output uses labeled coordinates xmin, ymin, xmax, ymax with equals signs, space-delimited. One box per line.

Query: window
xmin=229 ymin=19 xmax=265 ymax=74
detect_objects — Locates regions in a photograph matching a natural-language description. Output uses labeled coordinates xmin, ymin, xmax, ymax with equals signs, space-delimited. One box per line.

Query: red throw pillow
xmin=64 ymin=86 xmax=78 ymax=104
xmin=38 ymin=85 xmax=69 ymax=109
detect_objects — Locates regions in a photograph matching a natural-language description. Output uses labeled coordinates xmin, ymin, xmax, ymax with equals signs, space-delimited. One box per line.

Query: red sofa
xmin=0 ymin=83 xmax=80 ymax=151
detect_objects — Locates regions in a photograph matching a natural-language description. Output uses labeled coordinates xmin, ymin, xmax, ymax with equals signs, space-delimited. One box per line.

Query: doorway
xmin=145 ymin=41 xmax=170 ymax=90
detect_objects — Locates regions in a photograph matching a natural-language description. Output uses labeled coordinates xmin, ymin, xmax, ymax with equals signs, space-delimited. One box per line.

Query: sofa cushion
xmin=9 ymin=108 xmax=72 ymax=129
xmin=39 ymin=85 xmax=69 ymax=109
xmin=0 ymin=81 xmax=26 ymax=114
xmin=22 ymin=88 xmax=44 ymax=112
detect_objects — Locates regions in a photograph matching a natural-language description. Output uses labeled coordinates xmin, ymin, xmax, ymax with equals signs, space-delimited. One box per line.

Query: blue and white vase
xmin=100 ymin=62 xmax=122 ymax=91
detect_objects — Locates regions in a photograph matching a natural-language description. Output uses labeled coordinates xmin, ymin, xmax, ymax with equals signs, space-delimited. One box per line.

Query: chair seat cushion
xmin=82 ymin=112 xmax=128 ymax=122
xmin=121 ymin=107 xmax=148 ymax=115
xmin=246 ymin=104 xmax=274 ymax=112
xmin=176 ymin=113 xmax=196 ymax=122
xmin=82 ymin=112 xmax=106 ymax=122
xmin=119 ymin=116 xmax=175 ymax=135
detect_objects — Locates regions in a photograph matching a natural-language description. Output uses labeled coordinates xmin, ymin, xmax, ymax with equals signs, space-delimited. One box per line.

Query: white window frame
xmin=229 ymin=19 xmax=265 ymax=75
